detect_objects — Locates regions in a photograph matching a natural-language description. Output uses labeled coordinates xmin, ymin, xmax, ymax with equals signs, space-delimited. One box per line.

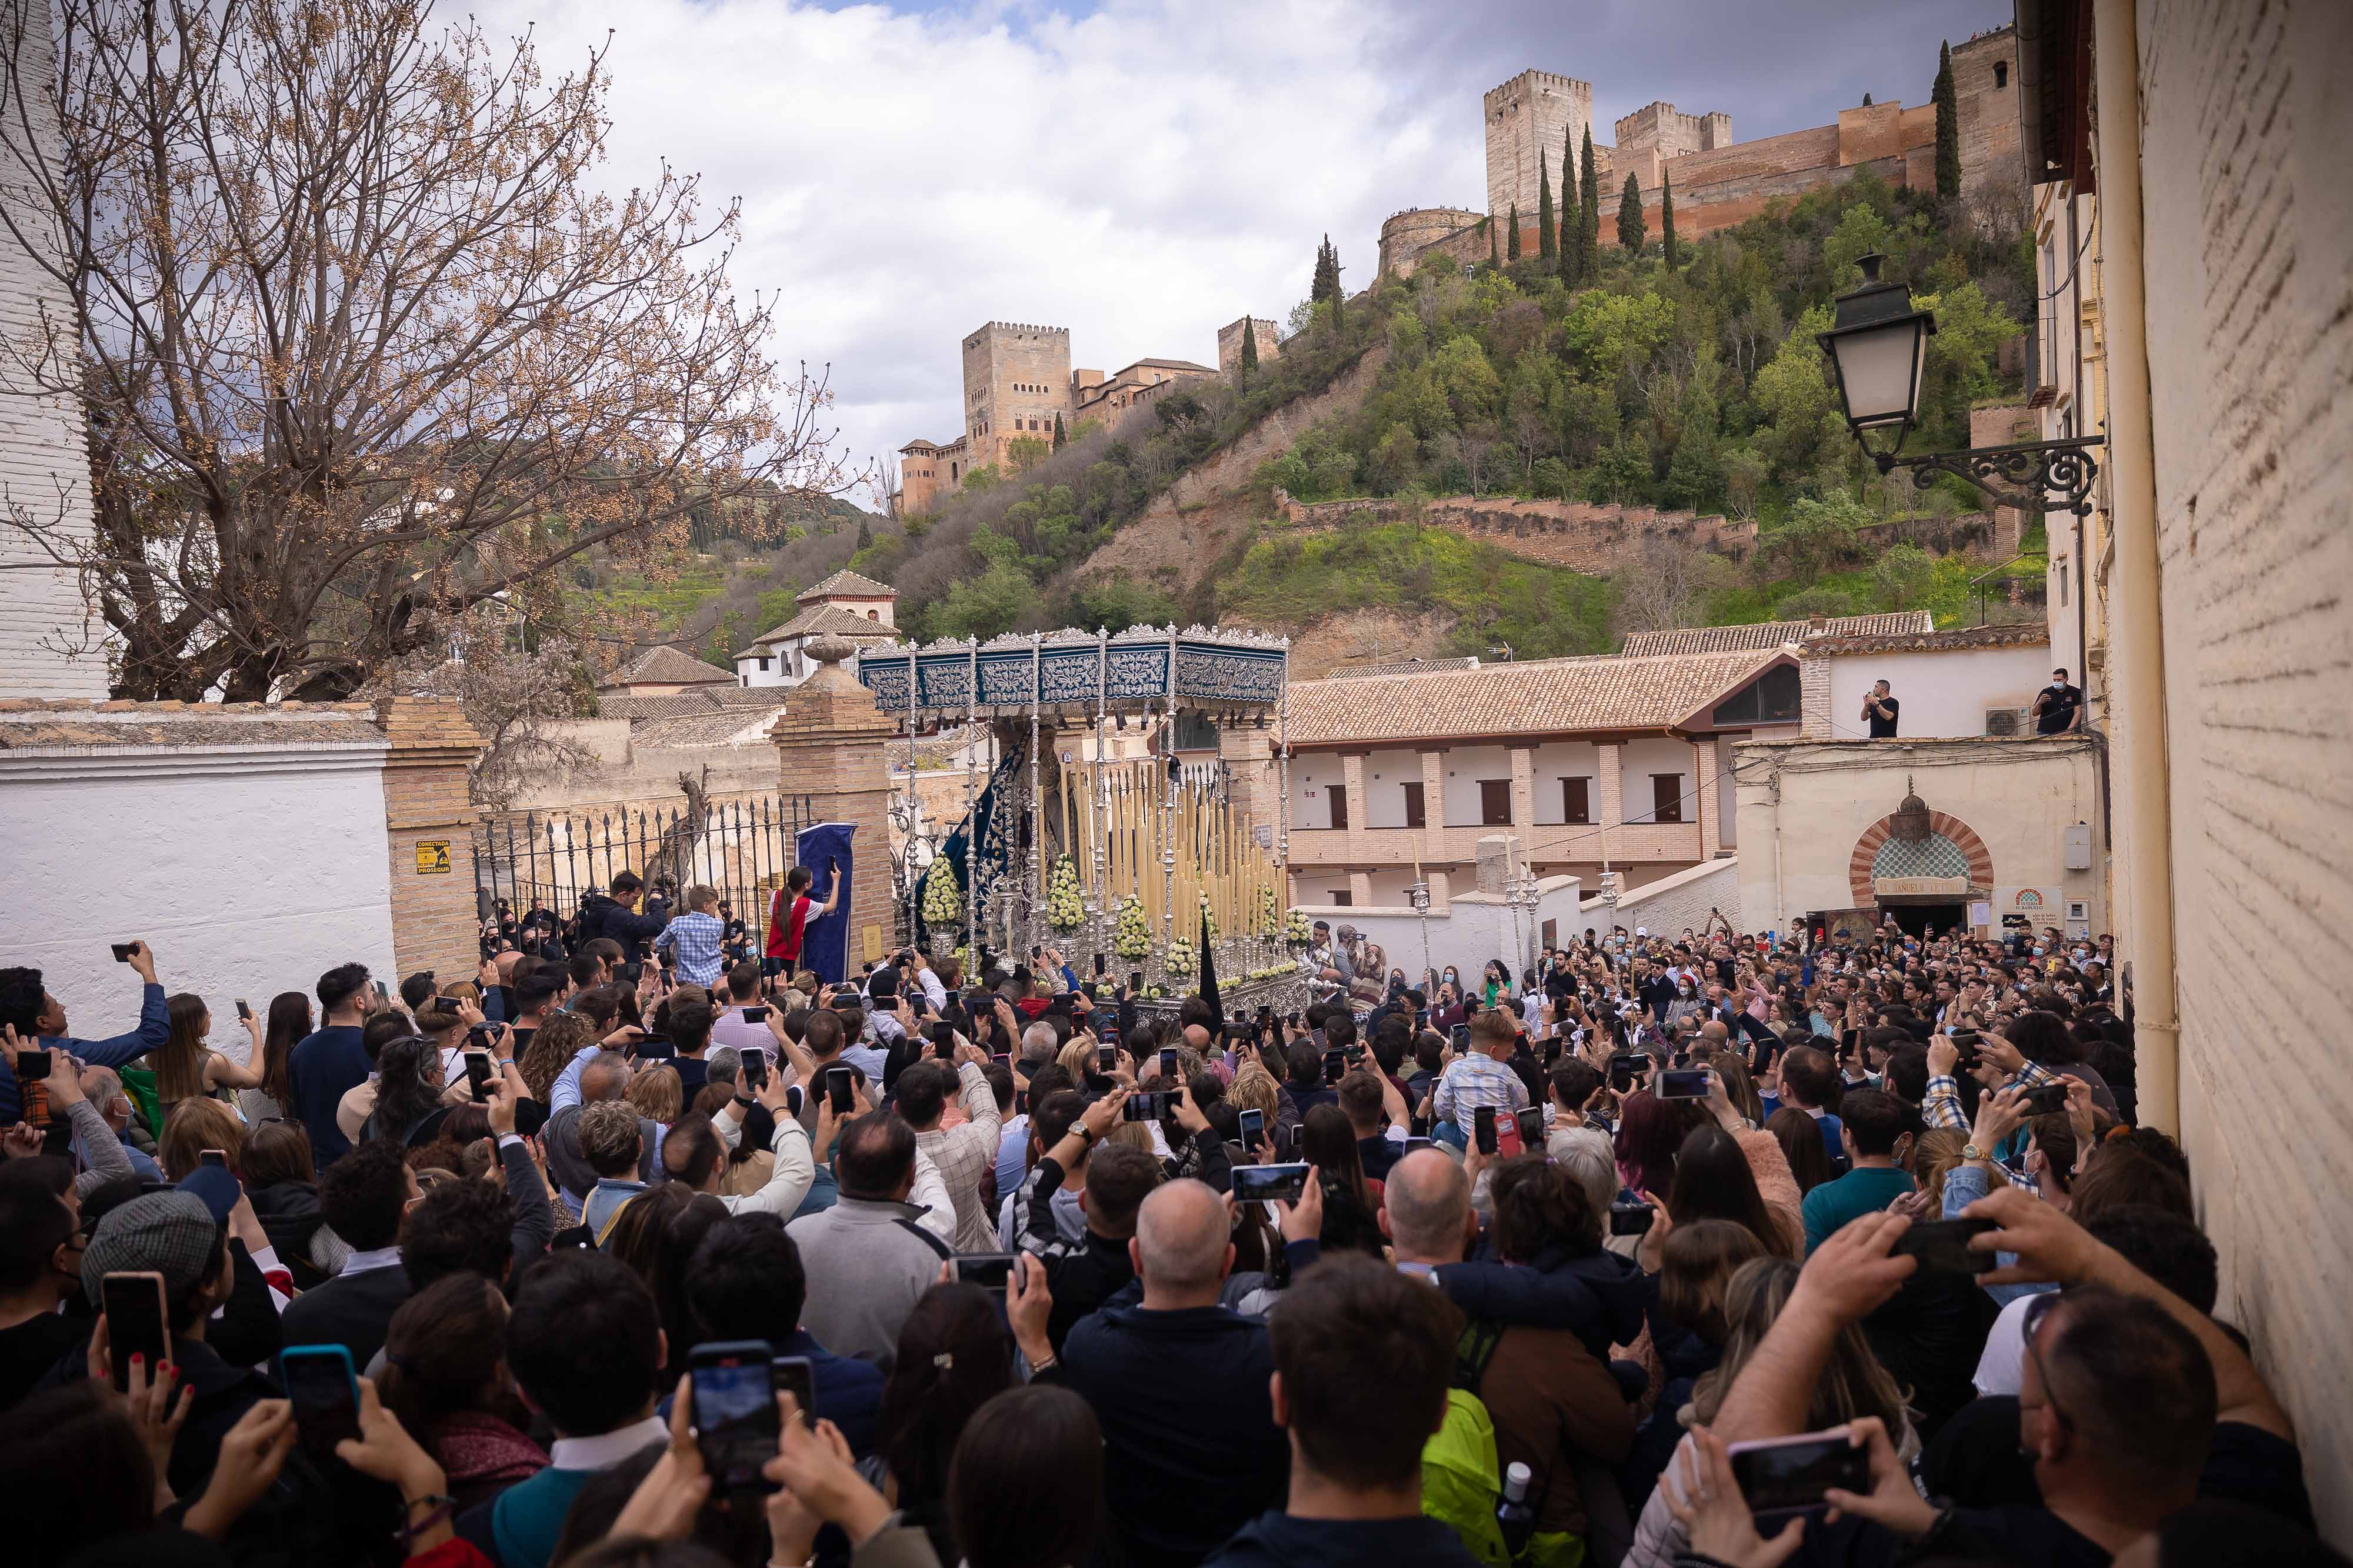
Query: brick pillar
xmin=1419 ymin=749 xmax=1447 ymax=874
xmin=376 ymin=697 xmax=485 ymax=987
xmin=1427 ymin=868 xmax=1452 ymax=910
xmin=1347 ymin=870 xmax=1374 ymax=906
xmin=1696 ymin=740 xmax=1723 ymax=859
xmin=769 ymin=636 xmax=898 ymax=963
xmin=1341 ymin=753 xmax=1369 ymax=860
xmin=1509 ymin=745 xmax=1536 ymax=838
xmin=1799 ymin=656 xmax=1832 ymax=739
xmin=1595 ymin=742 xmax=1624 ymax=868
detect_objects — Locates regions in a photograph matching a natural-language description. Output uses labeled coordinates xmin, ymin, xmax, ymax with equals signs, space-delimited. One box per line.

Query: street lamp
xmin=1818 ymin=253 xmax=2104 ymax=516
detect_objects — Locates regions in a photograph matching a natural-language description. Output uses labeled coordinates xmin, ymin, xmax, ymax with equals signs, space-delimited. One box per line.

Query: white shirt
xmin=1972 ymin=1290 xmax=2038 ymax=1396
xmin=549 ymin=1414 xmax=669 ymax=1473
xmin=340 ymin=1245 xmax=403 ymax=1277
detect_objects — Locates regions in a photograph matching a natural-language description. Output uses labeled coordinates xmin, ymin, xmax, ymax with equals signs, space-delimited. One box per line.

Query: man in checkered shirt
xmin=1431 ymin=1007 xmax=1529 ymax=1142
xmin=896 ymin=1040 xmax=1005 ymax=1252
xmin=652 ymin=884 xmax=727 ymax=987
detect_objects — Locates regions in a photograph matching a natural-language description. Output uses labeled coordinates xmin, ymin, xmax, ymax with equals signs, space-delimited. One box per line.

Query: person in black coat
xmin=573 ymin=872 xmax=670 ymax=965
xmin=278 ymin=1140 xmax=415 ymax=1371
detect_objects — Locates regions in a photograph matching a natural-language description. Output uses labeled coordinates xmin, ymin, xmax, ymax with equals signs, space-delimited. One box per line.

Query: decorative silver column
xmin=964 ymin=638 xmax=979 ymax=966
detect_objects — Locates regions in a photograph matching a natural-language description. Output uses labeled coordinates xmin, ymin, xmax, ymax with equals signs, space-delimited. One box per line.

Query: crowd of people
xmin=0 ymin=887 xmax=2340 ymax=1568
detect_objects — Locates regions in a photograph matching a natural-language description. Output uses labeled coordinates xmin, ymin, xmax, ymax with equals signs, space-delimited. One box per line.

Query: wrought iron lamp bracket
xmin=1871 ymin=435 xmax=2105 ymax=517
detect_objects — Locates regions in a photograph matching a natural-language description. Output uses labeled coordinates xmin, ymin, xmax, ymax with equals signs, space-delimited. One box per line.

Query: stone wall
xmin=1578 ymin=854 xmax=1741 ymax=940
xmin=2132 ymin=0 xmax=2353 ymax=1539
xmin=1217 ymin=316 xmax=1283 ymax=374
xmin=962 ymin=322 xmax=1071 ymax=468
xmin=1484 ymin=71 xmax=1593 ymax=226
xmin=1269 ymin=489 xmax=1757 ymax=574
xmin=1128 ymin=341 xmax=1390 ymax=524
xmin=1379 ymin=208 xmax=1486 ymax=279
xmin=0 ymin=1 xmax=107 ymax=697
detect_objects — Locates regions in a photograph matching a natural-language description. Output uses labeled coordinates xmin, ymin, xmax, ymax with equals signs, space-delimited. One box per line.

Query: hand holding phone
xmin=282 ymin=1343 xmax=364 ymax=1455
xmin=689 ymin=1341 xmax=781 ymax=1490
xmin=101 ymin=1272 xmax=170 ymax=1393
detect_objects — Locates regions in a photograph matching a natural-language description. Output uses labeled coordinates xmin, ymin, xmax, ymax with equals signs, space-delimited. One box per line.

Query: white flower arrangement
xmin=1163 ymin=936 xmax=1197 ymax=979
xmin=1283 ymin=908 xmax=1314 ymax=947
xmin=921 ymin=856 xmax=962 ymax=928
xmin=1045 ymin=854 xmax=1085 ymax=933
xmin=1113 ymin=895 xmax=1154 ymax=959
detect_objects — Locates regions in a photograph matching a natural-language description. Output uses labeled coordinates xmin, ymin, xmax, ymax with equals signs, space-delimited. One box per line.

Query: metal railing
xmin=473 ymin=795 xmax=814 ymax=950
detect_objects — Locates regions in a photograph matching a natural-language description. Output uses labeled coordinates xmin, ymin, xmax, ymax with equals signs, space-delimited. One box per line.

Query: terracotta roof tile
xmin=796 ymin=568 xmax=896 ymax=603
xmin=1285 ymin=650 xmax=1785 ymax=745
xmin=1620 ymin=612 xmax=1934 ymax=656
xmin=741 ymin=602 xmax=901 ymax=651
xmin=596 ymin=688 xmax=787 ymax=722
xmin=601 ymin=645 xmax=737 ymax=689
xmin=1801 ymin=621 xmax=2050 ymax=655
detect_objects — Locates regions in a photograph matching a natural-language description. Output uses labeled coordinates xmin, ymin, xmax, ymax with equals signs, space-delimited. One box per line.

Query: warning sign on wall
xmin=415 ymin=840 xmax=452 ymax=875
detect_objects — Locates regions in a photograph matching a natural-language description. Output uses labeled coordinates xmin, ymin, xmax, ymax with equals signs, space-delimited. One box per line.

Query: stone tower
xmin=1484 ymin=70 xmax=1594 ymax=224
xmin=960 ymin=322 xmax=1072 ymax=472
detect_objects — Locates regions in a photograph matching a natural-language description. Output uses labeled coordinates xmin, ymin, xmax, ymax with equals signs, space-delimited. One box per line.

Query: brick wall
xmin=376 ymin=698 xmax=486 ymax=990
xmin=2132 ymin=0 xmax=2353 ymax=1540
xmin=1484 ymin=71 xmax=1592 ymax=227
xmin=770 ymin=654 xmax=898 ymax=960
xmin=1951 ymin=28 xmax=2023 ymax=203
xmin=0 ymin=1 xmax=108 ymax=698
xmin=962 ymin=322 xmax=1071 ymax=463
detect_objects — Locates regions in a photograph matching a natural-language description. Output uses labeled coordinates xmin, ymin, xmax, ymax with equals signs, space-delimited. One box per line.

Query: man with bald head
xmin=543 ymin=1049 xmax=659 ymax=1218
xmin=1381 ymin=1150 xmax=1635 ymax=1548
xmin=1059 ymin=1175 xmax=1321 ymax=1568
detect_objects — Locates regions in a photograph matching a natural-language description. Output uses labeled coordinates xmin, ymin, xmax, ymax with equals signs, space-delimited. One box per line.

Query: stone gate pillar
xmin=770 ymin=635 xmax=898 ymax=967
xmin=376 ymin=696 xmax=485 ymax=986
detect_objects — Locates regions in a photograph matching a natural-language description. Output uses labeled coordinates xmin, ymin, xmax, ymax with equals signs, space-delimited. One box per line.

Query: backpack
xmin=1421 ymin=1318 xmax=1589 ymax=1568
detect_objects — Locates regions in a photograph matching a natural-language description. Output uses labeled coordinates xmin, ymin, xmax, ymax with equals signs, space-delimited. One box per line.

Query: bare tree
xmin=1608 ymin=535 xmax=1737 ymax=644
xmin=0 ymin=0 xmax=858 ymax=701
xmin=373 ymin=606 xmax=598 ymax=810
xmin=1459 ymin=423 xmax=1502 ymax=497
xmin=873 ymin=447 xmax=902 ymax=518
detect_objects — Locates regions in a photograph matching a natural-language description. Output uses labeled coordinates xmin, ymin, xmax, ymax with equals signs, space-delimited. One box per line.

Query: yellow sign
xmin=861 ymin=924 xmax=884 ymax=964
xmin=1874 ymin=875 xmax=1968 ymax=898
xmin=414 ymin=839 xmax=452 ymax=876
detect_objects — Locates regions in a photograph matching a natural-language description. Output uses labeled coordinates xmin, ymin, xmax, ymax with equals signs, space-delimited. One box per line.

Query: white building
xmin=732 ymin=569 xmax=901 ymax=689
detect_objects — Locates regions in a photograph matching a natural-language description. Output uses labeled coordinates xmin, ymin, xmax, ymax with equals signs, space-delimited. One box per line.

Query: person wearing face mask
xmin=2033 ymin=666 xmax=2086 ymax=735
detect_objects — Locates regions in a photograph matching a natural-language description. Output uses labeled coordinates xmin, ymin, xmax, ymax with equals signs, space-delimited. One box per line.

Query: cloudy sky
xmin=478 ymin=0 xmax=2012 ymax=510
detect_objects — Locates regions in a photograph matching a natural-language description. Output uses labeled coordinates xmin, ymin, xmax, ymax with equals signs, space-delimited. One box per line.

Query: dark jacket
xmin=247 ymin=1180 xmax=328 ymax=1285
xmin=286 ymin=1025 xmax=370 ymax=1167
xmin=1202 ymin=1512 xmax=1484 ymax=1568
xmin=1435 ymin=1242 xmax=1650 ymax=1362
xmin=1061 ymin=1299 xmax=1291 ymax=1568
xmin=542 ymin=1100 xmax=660 ymax=1208
xmin=278 ymin=1263 xmax=412 ymax=1373
xmin=574 ymin=892 xmax=668 ymax=964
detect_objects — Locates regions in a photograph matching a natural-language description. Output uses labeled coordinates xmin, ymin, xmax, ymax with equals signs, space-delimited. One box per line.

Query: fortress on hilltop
xmin=894 ymin=313 xmax=1280 ymax=518
xmin=1381 ymin=27 xmax=2023 ymax=278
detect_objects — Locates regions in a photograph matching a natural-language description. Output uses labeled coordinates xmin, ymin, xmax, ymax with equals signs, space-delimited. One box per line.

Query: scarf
xmin=434 ymin=1411 xmax=550 ymax=1487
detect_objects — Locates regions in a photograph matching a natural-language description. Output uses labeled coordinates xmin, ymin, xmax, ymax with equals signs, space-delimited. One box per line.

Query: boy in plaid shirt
xmin=654 ymin=883 xmax=728 ymax=987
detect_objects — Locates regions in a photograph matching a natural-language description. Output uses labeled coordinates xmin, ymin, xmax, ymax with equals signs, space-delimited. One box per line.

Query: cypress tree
xmin=1311 ymin=235 xmax=1336 ymax=305
xmin=1238 ymin=322 xmax=1257 ymax=376
xmin=1660 ymin=169 xmax=1679 ymax=267
xmin=1578 ymin=126 xmax=1601 ymax=276
xmin=1934 ymin=42 xmax=1961 ymax=199
xmin=1537 ymin=158 xmax=1557 ymax=268
xmin=1861 ymin=92 xmax=1873 ymax=106
xmin=1488 ymin=216 xmax=1498 ymax=269
xmin=855 ymin=518 xmax=873 ymax=551
xmin=1506 ymin=203 xmax=1521 ymax=262
xmin=1053 ymin=411 xmax=1068 ymax=448
xmin=1559 ymin=122 xmax=1581 ymax=285
xmin=1329 ymin=241 xmax=1345 ymax=329
xmin=1618 ymin=172 xmax=1645 ymax=252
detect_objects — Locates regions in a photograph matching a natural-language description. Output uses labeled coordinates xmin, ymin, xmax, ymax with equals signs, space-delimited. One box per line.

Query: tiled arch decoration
xmin=1849 ymin=809 xmax=1994 ymax=906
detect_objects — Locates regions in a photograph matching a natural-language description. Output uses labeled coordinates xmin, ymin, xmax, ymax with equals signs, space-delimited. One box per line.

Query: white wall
xmin=1620 ymin=736 xmax=1694 ymax=824
xmin=1311 ymin=877 xmax=1582 ymax=987
xmin=1825 ymin=643 xmax=2051 ymax=740
xmin=1360 ymin=749 xmax=1422 ymax=828
xmin=1578 ymin=856 xmax=1743 ymax=940
xmin=0 ymin=1 xmax=109 ymax=697
xmin=1438 ymin=745 xmax=1515 ymax=826
xmin=1530 ymin=740 xmax=1601 ymax=826
xmin=2 ymin=742 xmax=399 ymax=1055
xmin=1731 ymin=737 xmax=2103 ymax=936
xmin=1290 ymin=753 xmax=1347 ymax=830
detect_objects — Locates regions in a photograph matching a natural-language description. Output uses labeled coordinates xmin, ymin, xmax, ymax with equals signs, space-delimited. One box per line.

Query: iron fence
xmin=473 ymin=795 xmax=814 ymax=952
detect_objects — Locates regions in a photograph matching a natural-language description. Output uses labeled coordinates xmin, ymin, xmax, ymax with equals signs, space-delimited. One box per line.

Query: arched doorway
xmin=1848 ymin=791 xmax=1994 ymax=935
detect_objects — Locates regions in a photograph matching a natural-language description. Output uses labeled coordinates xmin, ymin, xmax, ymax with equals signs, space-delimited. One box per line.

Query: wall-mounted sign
xmin=1874 ymin=876 xmax=1968 ymax=898
xmin=414 ymin=840 xmax=452 ymax=875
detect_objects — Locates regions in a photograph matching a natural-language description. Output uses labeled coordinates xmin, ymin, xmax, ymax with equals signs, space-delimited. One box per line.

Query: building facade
xmin=732 ymin=569 xmax=901 ymax=690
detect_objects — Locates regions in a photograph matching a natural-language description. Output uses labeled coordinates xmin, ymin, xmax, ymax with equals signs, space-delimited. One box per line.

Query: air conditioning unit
xmin=1985 ymin=708 xmax=2025 ymax=737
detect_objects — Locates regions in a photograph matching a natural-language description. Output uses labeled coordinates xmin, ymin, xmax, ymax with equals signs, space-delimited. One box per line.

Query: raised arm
xmin=1709 ymin=1211 xmax=1918 ymax=1444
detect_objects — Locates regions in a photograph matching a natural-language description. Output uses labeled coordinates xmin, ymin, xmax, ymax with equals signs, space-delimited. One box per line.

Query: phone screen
xmin=101 ymin=1273 xmax=169 ymax=1393
xmin=690 ymin=1345 xmax=779 ymax=1490
xmin=1515 ymin=1108 xmax=1545 ymax=1150
xmin=1122 ymin=1091 xmax=1165 ymax=1123
xmin=1096 ymin=1045 xmax=1116 ymax=1074
xmin=282 ymin=1346 xmax=363 ymax=1455
xmin=1449 ymin=1023 xmax=1471 ymax=1052
xmin=111 ymin=943 xmax=136 ymax=962
xmin=465 ymin=1052 xmax=493 ymax=1103
xmin=785 ymin=1083 xmax=804 ymax=1116
xmin=1159 ymin=1047 xmax=1178 ymax=1080
xmin=824 ymin=1066 xmax=854 ymax=1116
xmin=1609 ymin=1200 xmax=1655 ymax=1236
xmin=1322 ymin=1049 xmax=1345 ymax=1086
xmin=1891 ymin=1218 xmax=2001 ymax=1275
xmin=1093 ymin=953 xmax=1106 ymax=977
xmin=15 ymin=1050 xmax=51 ymax=1086
xmin=742 ymin=1056 xmax=769 ymax=1092
xmin=1232 ymin=1163 xmax=1311 ymax=1203
xmin=235 ymin=999 xmax=252 ymax=1022
xmin=1657 ymin=1067 xmax=1709 ymax=1099
xmin=770 ymin=1355 xmax=815 ymax=1431
xmin=742 ymin=1005 xmax=769 ymax=1025
xmin=1728 ymin=1430 xmax=1871 ymax=1512
xmin=955 ymin=1254 xmax=1017 ymax=1292
xmin=1238 ymin=1107 xmax=1265 ymax=1146
xmin=1473 ymin=1106 xmax=1498 ymax=1155
xmin=1128 ymin=972 xmax=1144 ymax=995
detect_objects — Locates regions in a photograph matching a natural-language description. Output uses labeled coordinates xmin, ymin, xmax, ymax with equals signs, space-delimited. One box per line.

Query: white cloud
xmin=476 ymin=0 xmax=1469 ymax=510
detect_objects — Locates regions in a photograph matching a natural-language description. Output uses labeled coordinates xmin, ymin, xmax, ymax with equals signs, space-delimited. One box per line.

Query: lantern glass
xmin=1828 ymin=314 xmax=1929 ymax=430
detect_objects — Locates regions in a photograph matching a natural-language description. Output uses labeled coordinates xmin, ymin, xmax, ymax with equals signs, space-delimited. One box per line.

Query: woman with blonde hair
xmin=625 ymin=1063 xmax=684 ymax=1126
xmin=153 ymin=992 xmax=262 ymax=1113
xmin=518 ymin=1010 xmax=598 ymax=1105
xmin=158 ymin=1096 xmax=248 ymax=1180
xmin=1627 ymin=1255 xmax=1915 ymax=1568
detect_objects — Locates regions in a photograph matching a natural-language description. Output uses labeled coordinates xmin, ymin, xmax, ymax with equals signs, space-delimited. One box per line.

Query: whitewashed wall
xmin=2 ymin=736 xmax=398 ymax=1055
xmin=1577 ymin=856 xmax=1744 ymax=940
xmin=1823 ymin=643 xmax=2052 ymax=741
xmin=1297 ymin=877 xmax=1582 ymax=987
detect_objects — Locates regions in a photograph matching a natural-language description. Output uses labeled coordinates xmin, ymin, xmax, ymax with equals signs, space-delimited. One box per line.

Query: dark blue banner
xmin=796 ymin=822 xmax=858 ymax=987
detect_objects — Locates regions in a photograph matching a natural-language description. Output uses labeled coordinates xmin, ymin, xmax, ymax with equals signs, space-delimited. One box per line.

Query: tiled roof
xmin=601 ymin=644 xmax=736 ymax=689
xmin=1125 ymin=358 xmax=1218 ymax=374
xmin=1620 ymin=612 xmax=1934 ymax=656
xmin=595 ymin=687 xmax=784 ymax=721
xmin=633 ymin=709 xmax=784 ymax=748
xmin=740 ymin=602 xmax=900 ymax=653
xmin=1802 ymin=621 xmax=2049 ymax=655
xmin=1285 ymin=650 xmax=1786 ymax=746
xmin=796 ymin=568 xmax=895 ymax=602
xmin=1327 ymin=656 xmax=1480 ymax=680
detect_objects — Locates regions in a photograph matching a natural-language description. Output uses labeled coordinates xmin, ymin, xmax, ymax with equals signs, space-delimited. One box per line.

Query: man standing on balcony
xmin=1861 ymin=679 xmax=1901 ymax=738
